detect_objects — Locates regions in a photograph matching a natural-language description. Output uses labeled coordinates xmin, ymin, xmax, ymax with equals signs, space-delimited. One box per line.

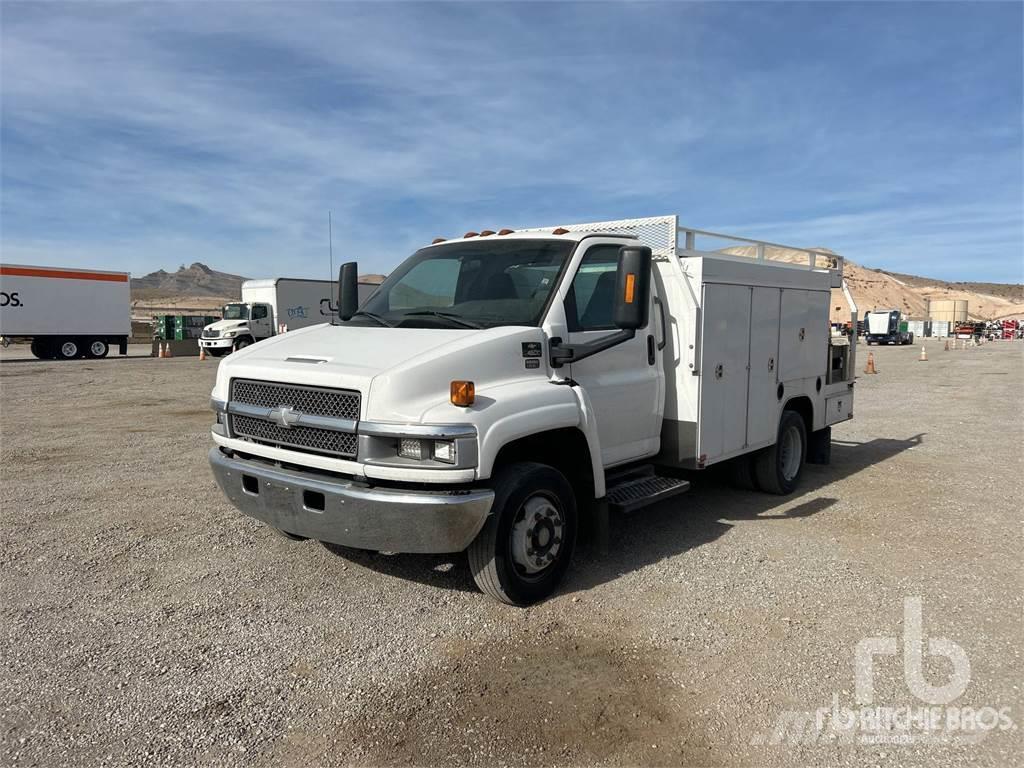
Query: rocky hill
xmin=131 ymin=263 xmax=246 ymax=300
xmin=720 ymin=246 xmax=1024 ymax=322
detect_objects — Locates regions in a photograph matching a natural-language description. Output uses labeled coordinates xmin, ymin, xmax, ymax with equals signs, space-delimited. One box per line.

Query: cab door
xmin=250 ymin=303 xmax=273 ymax=339
xmin=564 ymin=241 xmax=665 ymax=467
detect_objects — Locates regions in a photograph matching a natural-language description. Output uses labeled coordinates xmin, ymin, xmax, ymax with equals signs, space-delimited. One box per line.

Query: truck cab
xmin=865 ymin=308 xmax=914 ymax=345
xmin=208 ymin=217 xmax=857 ymax=604
xmin=201 ymin=301 xmax=273 ymax=357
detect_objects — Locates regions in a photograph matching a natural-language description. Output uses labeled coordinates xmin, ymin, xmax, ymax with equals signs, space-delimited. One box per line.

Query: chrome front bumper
xmin=208 ymin=447 xmax=493 ymax=553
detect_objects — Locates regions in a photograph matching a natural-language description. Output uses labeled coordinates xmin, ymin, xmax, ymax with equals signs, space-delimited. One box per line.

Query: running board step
xmin=605 ymin=472 xmax=691 ymax=514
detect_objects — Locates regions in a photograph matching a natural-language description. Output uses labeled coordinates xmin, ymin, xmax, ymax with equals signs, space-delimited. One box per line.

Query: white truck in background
xmin=0 ymin=263 xmax=131 ymax=359
xmin=199 ymin=278 xmax=377 ymax=357
xmin=864 ymin=308 xmax=914 ymax=345
xmin=208 ymin=216 xmax=858 ymax=605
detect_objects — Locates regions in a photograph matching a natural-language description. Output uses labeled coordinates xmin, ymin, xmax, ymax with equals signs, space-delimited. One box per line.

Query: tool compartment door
xmin=698 ymin=283 xmax=751 ymax=462
xmin=779 ymin=289 xmax=829 ymax=381
xmin=747 ymin=287 xmax=782 ymax=447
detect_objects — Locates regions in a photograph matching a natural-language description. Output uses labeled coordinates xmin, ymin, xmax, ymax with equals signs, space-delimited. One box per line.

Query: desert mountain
xmin=720 ymin=246 xmax=1024 ymax=323
xmin=131 ymin=262 xmax=247 ymax=300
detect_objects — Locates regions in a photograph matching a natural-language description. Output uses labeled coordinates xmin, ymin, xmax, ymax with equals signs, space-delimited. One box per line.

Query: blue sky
xmin=2 ymin=1 xmax=1022 ymax=282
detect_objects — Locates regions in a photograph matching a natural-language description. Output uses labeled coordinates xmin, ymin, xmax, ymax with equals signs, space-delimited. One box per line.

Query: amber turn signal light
xmin=624 ymin=273 xmax=636 ymax=303
xmin=450 ymin=380 xmax=475 ymax=407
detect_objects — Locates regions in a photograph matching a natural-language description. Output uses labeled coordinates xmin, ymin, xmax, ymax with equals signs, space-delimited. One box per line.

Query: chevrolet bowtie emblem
xmin=268 ymin=405 xmax=301 ymax=429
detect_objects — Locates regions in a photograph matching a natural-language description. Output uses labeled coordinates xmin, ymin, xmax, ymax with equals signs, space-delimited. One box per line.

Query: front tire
xmin=754 ymin=410 xmax=807 ymax=495
xmin=468 ymin=462 xmax=577 ymax=606
xmin=233 ymin=337 xmax=253 ymax=353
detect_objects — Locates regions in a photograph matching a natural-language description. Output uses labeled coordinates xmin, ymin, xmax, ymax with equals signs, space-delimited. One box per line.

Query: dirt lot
xmin=1 ymin=340 xmax=1021 ymax=767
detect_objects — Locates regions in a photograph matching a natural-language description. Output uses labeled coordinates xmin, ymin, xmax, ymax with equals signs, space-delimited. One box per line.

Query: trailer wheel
xmin=86 ymin=339 xmax=109 ymax=358
xmin=468 ymin=462 xmax=577 ymax=606
xmin=30 ymin=339 xmax=48 ymax=359
xmin=755 ymin=410 xmax=807 ymax=495
xmin=57 ymin=339 xmax=80 ymax=360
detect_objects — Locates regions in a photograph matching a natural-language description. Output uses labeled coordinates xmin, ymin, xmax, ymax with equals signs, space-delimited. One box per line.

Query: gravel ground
xmin=1 ymin=339 xmax=1021 ymax=767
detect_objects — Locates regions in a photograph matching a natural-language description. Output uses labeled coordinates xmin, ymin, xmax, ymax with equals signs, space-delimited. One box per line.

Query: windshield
xmin=223 ymin=303 xmax=248 ymax=321
xmin=354 ymin=239 xmax=575 ymax=329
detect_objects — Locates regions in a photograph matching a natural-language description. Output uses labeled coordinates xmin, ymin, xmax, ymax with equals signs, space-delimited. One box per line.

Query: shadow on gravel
xmin=320 ymin=433 xmax=925 ymax=597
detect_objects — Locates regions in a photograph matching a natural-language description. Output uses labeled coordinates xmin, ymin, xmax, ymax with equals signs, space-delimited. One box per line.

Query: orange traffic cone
xmin=864 ymin=351 xmax=877 ymax=374
xmin=199 ymin=346 xmax=207 ymax=361
xmin=158 ymin=342 xmax=166 ymax=358
xmin=165 ymin=342 xmax=173 ymax=358
xmin=918 ymin=345 xmax=928 ymax=362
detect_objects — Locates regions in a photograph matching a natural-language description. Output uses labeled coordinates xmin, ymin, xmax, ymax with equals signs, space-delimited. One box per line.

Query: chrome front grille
xmin=202 ymin=328 xmax=220 ymax=338
xmin=231 ymin=379 xmax=359 ymax=421
xmin=228 ymin=379 xmax=360 ymax=459
xmin=231 ymin=415 xmax=358 ymax=457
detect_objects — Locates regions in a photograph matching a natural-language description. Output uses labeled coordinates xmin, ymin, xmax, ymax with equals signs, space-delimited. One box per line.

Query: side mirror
xmin=613 ymin=245 xmax=652 ymax=330
xmin=338 ymin=261 xmax=359 ymax=321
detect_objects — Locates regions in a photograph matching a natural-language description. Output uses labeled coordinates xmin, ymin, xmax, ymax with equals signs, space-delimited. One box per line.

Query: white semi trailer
xmin=0 ymin=264 xmax=131 ymax=359
xmin=207 ymin=216 xmax=858 ymax=604
xmin=199 ymin=278 xmax=377 ymax=357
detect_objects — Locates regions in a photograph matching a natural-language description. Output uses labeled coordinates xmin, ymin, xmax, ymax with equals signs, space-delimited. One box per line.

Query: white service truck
xmin=0 ymin=263 xmax=131 ymax=359
xmin=208 ymin=216 xmax=858 ymax=605
xmin=199 ymin=278 xmax=376 ymax=357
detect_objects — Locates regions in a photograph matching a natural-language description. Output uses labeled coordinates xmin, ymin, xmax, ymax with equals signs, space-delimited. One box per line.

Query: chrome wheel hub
xmin=511 ymin=495 xmax=564 ymax=575
xmin=61 ymin=341 xmax=77 ymax=358
xmin=90 ymin=341 xmax=106 ymax=356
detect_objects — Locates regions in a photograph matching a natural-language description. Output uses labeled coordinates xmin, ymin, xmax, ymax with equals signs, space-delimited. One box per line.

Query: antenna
xmin=328 ymin=211 xmax=335 ymax=324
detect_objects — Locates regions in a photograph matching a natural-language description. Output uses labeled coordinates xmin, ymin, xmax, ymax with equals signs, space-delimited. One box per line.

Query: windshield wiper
xmin=402 ymin=310 xmax=482 ymax=329
xmin=350 ymin=310 xmax=395 ymax=327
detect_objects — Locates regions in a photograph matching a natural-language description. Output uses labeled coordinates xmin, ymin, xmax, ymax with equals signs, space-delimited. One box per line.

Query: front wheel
xmin=233 ymin=337 xmax=252 ymax=353
xmin=754 ymin=410 xmax=807 ymax=495
xmin=468 ymin=462 xmax=577 ymax=606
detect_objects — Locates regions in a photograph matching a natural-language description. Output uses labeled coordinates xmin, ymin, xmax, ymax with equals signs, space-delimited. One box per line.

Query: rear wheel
xmin=86 ymin=339 xmax=109 ymax=358
xmin=468 ymin=462 xmax=577 ymax=606
xmin=754 ymin=410 xmax=807 ymax=495
xmin=57 ymin=338 xmax=80 ymax=360
xmin=30 ymin=339 xmax=49 ymax=359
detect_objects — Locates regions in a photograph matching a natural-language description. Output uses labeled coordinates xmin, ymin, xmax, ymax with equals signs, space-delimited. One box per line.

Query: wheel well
xmin=784 ymin=395 xmax=813 ymax=435
xmin=492 ymin=428 xmax=594 ymax=507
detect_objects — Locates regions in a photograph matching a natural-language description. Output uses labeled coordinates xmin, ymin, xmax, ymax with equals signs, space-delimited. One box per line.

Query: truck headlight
xmin=398 ymin=438 xmax=457 ymax=464
xmin=224 ymin=331 xmax=237 ymax=338
xmin=431 ymin=440 xmax=456 ymax=464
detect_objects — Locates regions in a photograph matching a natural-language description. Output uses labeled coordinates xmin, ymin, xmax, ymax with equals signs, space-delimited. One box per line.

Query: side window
xmin=389 ymin=258 xmax=460 ymax=310
xmin=252 ymin=304 xmax=268 ymax=320
xmin=567 ymin=245 xmax=620 ymax=331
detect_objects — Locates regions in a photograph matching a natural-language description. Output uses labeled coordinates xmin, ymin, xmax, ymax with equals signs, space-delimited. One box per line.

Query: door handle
xmin=647 ymin=334 xmax=656 ymax=365
xmin=653 ymin=295 xmax=667 ymax=350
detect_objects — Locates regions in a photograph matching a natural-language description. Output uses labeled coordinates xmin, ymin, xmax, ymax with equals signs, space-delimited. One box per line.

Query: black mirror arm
xmin=549 ymin=329 xmax=636 ymax=368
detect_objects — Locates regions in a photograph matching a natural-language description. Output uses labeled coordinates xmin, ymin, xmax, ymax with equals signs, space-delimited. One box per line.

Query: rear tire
xmin=729 ymin=452 xmax=760 ymax=491
xmin=56 ymin=338 xmax=80 ymax=360
xmin=86 ymin=339 xmax=109 ymax=358
xmin=754 ymin=410 xmax=807 ymax=495
xmin=468 ymin=462 xmax=577 ymax=606
xmin=30 ymin=339 xmax=48 ymax=359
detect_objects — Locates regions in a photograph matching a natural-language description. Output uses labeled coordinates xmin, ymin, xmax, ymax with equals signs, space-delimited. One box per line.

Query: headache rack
xmin=520 ymin=214 xmax=845 ymax=286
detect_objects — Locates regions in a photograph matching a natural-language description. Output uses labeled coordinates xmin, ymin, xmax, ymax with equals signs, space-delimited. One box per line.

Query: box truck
xmin=199 ymin=278 xmax=377 ymax=357
xmin=0 ymin=264 xmax=130 ymax=359
xmin=865 ymin=309 xmax=914 ymax=345
xmin=207 ymin=216 xmax=858 ymax=604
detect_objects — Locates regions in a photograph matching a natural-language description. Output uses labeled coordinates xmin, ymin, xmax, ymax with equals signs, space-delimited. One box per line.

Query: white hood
xmin=206 ymin=319 xmax=249 ymax=332
xmin=214 ymin=322 xmax=549 ymax=422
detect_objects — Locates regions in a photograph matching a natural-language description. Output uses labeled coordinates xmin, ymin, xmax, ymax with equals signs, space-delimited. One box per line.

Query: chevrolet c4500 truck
xmin=209 ymin=216 xmax=858 ymax=605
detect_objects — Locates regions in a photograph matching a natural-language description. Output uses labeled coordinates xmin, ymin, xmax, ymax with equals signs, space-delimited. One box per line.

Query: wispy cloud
xmin=1 ymin=2 xmax=1021 ymax=282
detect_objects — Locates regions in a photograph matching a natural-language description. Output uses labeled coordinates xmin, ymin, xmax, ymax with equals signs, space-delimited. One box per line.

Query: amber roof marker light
xmin=552 ymin=227 xmax=570 ymax=235
xmin=498 ymin=229 xmax=515 ymax=235
xmin=464 ymin=231 xmax=479 ymax=238
xmin=450 ymin=380 xmax=475 ymax=407
xmin=432 ymin=237 xmax=447 ymax=244
xmin=480 ymin=230 xmax=495 ymax=237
